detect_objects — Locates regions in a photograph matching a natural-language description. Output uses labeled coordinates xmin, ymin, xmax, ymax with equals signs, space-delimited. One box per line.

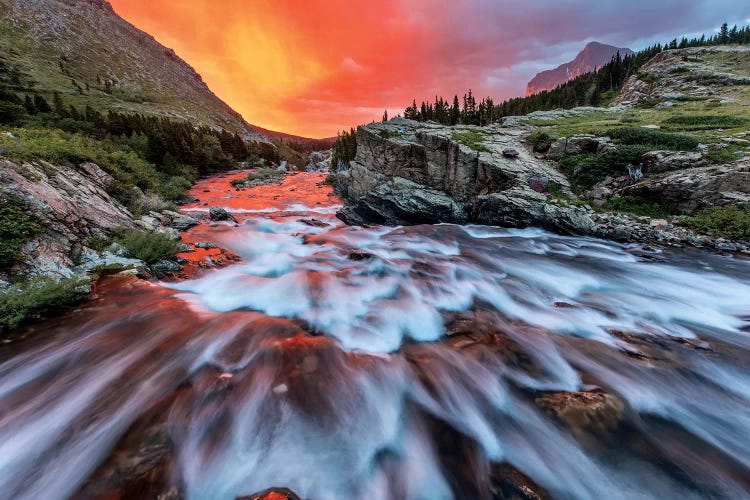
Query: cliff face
xmin=0 ymin=0 xmax=267 ymax=141
xmin=526 ymin=42 xmax=633 ymax=96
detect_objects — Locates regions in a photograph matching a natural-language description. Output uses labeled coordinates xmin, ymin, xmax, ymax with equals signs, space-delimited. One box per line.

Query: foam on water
xmin=0 ymin=181 xmax=749 ymax=499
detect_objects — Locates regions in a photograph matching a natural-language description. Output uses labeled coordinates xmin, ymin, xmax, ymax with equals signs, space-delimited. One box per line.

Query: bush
xmin=0 ymin=196 xmax=42 ymax=271
xmin=527 ymin=130 xmax=554 ymax=151
xmin=684 ymin=206 xmax=750 ymax=240
xmin=116 ymin=230 xmax=182 ymax=263
xmin=230 ymin=168 xmax=285 ymax=187
xmin=0 ymin=275 xmax=91 ymax=334
xmin=606 ymin=127 xmax=699 ymax=151
xmin=452 ymin=130 xmax=490 ymax=152
xmin=602 ymin=195 xmax=676 ymax=218
xmin=661 ymin=115 xmax=750 ymax=131
xmin=559 ymin=145 xmax=651 ymax=193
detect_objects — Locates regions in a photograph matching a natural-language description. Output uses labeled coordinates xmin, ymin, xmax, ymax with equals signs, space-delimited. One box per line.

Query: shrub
xmin=452 ymin=130 xmax=490 ymax=152
xmin=0 ymin=275 xmax=91 ymax=334
xmin=602 ymin=195 xmax=676 ymax=218
xmin=230 ymin=168 xmax=285 ymax=187
xmin=116 ymin=230 xmax=182 ymax=263
xmin=684 ymin=206 xmax=750 ymax=240
xmin=661 ymin=115 xmax=750 ymax=131
xmin=84 ymin=234 xmax=112 ymax=252
xmin=527 ymin=130 xmax=553 ymax=151
xmin=0 ymin=196 xmax=42 ymax=271
xmin=559 ymin=146 xmax=651 ymax=193
xmin=606 ymin=127 xmax=699 ymax=151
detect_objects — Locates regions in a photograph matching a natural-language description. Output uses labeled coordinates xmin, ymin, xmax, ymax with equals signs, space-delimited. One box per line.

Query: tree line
xmin=400 ymin=23 xmax=750 ymax=126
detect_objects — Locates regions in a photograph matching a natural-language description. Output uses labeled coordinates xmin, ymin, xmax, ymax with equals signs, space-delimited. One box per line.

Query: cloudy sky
xmin=109 ymin=0 xmax=750 ymax=137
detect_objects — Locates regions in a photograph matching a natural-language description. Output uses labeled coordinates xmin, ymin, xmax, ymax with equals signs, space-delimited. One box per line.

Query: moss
xmin=0 ymin=195 xmax=42 ymax=271
xmin=602 ymin=195 xmax=676 ymax=218
xmin=451 ymin=130 xmax=490 ymax=152
xmin=115 ymin=230 xmax=182 ymax=264
xmin=684 ymin=206 xmax=750 ymax=240
xmin=0 ymin=275 xmax=91 ymax=335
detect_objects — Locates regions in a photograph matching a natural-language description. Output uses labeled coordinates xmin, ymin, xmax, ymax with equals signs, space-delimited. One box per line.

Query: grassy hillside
xmin=0 ymin=0 xmax=266 ymax=141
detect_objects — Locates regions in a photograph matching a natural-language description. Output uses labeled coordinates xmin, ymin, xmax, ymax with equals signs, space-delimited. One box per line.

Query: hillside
xmin=526 ymin=41 xmax=633 ymax=96
xmin=0 ymin=0 xmax=267 ymax=141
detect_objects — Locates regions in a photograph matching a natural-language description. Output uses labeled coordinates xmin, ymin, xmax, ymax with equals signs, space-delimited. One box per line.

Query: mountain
xmin=526 ymin=41 xmax=633 ymax=96
xmin=0 ymin=0 xmax=267 ymax=141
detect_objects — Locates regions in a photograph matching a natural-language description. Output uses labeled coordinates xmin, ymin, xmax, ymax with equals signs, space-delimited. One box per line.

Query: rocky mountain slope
xmin=527 ymin=41 xmax=633 ymax=96
xmin=336 ymin=45 xmax=750 ymax=252
xmin=0 ymin=0 xmax=267 ymax=141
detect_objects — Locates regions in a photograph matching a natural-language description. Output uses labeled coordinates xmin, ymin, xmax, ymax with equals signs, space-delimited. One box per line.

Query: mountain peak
xmin=526 ymin=41 xmax=633 ymax=96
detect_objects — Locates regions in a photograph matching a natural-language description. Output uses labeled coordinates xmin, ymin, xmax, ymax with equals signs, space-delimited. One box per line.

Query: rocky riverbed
xmin=0 ymin=169 xmax=749 ymax=499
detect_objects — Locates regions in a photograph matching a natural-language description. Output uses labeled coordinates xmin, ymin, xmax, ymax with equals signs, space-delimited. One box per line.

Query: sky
xmin=109 ymin=1 xmax=750 ymax=138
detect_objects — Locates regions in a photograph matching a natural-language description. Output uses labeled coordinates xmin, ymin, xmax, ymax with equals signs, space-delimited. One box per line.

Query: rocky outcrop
xmin=335 ymin=118 xmax=749 ymax=252
xmin=640 ymin=150 xmax=708 ymax=174
xmin=337 ymin=118 xmax=576 ymax=231
xmin=620 ymin=158 xmax=750 ymax=212
xmin=306 ymin=150 xmax=332 ymax=172
xmin=0 ymin=158 xmax=198 ymax=279
xmin=545 ymin=135 xmax=615 ymax=161
xmin=527 ymin=42 xmax=633 ymax=97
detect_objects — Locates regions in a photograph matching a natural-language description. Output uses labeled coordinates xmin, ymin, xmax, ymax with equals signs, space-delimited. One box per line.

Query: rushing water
xmin=1 ymin=171 xmax=750 ymax=500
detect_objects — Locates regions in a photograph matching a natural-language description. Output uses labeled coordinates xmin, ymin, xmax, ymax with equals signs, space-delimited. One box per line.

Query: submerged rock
xmin=534 ymin=391 xmax=625 ymax=435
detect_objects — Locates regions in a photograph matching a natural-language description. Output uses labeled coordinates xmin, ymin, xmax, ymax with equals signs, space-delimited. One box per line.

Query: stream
xmin=1 ymin=170 xmax=750 ymax=499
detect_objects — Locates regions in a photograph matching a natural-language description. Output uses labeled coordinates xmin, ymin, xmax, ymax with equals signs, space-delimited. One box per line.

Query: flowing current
xmin=1 ymin=171 xmax=750 ymax=499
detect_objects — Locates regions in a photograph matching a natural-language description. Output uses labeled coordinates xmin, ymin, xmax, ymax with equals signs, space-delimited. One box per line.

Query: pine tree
xmin=720 ymin=23 xmax=729 ymax=44
xmin=382 ymin=109 xmax=388 ymax=122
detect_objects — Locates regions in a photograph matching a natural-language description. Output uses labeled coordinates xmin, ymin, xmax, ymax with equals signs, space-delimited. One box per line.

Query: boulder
xmin=534 ymin=391 xmax=625 ymax=435
xmin=209 ymin=206 xmax=238 ymax=223
xmin=641 ymin=150 xmax=707 ymax=174
xmin=545 ymin=135 xmax=612 ymax=161
xmin=619 ymin=158 xmax=750 ymax=213
xmin=306 ymin=150 xmax=333 ymax=172
xmin=150 ymin=259 xmax=182 ymax=277
xmin=163 ymin=210 xmax=199 ymax=231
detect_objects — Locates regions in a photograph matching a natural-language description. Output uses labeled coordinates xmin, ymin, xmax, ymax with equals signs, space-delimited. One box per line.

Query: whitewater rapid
xmin=0 ymin=172 xmax=749 ymax=499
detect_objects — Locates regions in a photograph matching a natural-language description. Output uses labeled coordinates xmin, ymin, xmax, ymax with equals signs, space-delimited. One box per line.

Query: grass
xmin=0 ymin=275 xmax=91 ymax=335
xmin=683 ymin=206 xmax=750 ymax=240
xmin=606 ymin=127 xmax=699 ymax=151
xmin=230 ymin=168 xmax=285 ymax=187
xmin=602 ymin=195 xmax=676 ymax=218
xmin=115 ymin=230 xmax=182 ymax=264
xmin=0 ymin=195 xmax=42 ymax=271
xmin=452 ymin=130 xmax=491 ymax=152
xmin=661 ymin=115 xmax=750 ymax=131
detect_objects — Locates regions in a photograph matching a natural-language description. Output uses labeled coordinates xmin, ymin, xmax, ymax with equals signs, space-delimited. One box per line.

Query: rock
xmin=77 ymin=248 xmax=144 ymax=272
xmin=155 ymin=226 xmax=181 ymax=241
xmin=238 ymin=488 xmax=301 ymax=500
xmin=534 ymin=391 xmax=625 ymax=435
xmin=277 ymin=160 xmax=288 ymax=172
xmin=298 ymin=218 xmax=330 ymax=228
xmin=620 ymin=158 xmax=750 ymax=213
xmin=163 ymin=210 xmax=199 ymax=231
xmin=209 ymin=206 xmax=237 ymax=223
xmin=194 ymin=242 xmax=218 ymax=249
xmin=641 ymin=150 xmax=707 ymax=174
xmin=106 ymin=242 xmax=129 ymax=257
xmin=490 ymin=463 xmax=549 ymax=500
xmin=0 ymin=159 xmax=137 ymax=278
xmin=348 ymin=251 xmax=374 ymax=261
xmin=306 ymin=150 xmax=333 ymax=172
xmin=502 ymin=148 xmax=520 ymax=158
xmin=545 ymin=135 xmax=612 ymax=161
xmin=527 ymin=176 xmax=549 ymax=193
xmin=150 ymin=259 xmax=182 ymax=276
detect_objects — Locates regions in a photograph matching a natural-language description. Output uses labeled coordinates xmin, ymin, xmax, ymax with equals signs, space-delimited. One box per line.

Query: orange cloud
xmin=109 ymin=0 xmax=748 ymax=138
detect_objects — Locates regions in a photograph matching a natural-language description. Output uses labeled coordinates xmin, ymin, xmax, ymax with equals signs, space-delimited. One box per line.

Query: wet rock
xmin=150 ymin=260 xmax=182 ymax=276
xmin=348 ymin=251 xmax=374 ymax=261
xmin=298 ymin=218 xmax=330 ymax=228
xmin=534 ymin=391 xmax=625 ymax=435
xmin=238 ymin=488 xmax=301 ymax=500
xmin=490 ymin=463 xmax=549 ymax=500
xmin=163 ymin=210 xmax=199 ymax=231
xmin=194 ymin=242 xmax=218 ymax=249
xmin=502 ymin=148 xmax=520 ymax=158
xmin=209 ymin=206 xmax=238 ymax=223
xmin=175 ymin=196 xmax=199 ymax=205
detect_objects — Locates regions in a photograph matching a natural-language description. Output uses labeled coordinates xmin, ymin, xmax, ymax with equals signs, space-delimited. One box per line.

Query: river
xmin=1 ymin=170 xmax=749 ymax=500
